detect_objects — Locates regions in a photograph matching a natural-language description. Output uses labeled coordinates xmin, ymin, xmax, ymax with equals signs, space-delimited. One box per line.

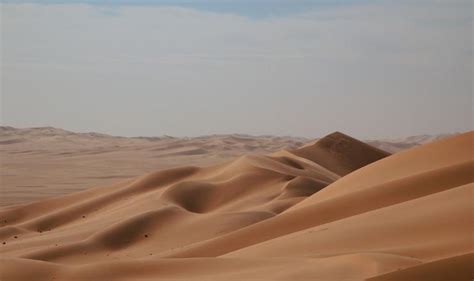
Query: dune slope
xmin=290 ymin=131 xmax=390 ymax=176
xmin=0 ymin=126 xmax=449 ymax=206
xmin=0 ymin=132 xmax=472 ymax=281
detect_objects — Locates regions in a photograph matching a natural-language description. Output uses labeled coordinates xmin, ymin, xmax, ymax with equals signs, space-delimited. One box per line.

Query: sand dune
xmin=0 ymin=127 xmax=308 ymax=206
xmin=0 ymin=126 xmax=453 ymax=206
xmin=366 ymin=253 xmax=474 ymax=281
xmin=0 ymin=131 xmax=472 ymax=280
xmin=290 ymin=131 xmax=390 ymax=176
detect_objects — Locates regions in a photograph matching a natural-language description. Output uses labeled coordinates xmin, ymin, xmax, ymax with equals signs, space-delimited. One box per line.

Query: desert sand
xmin=0 ymin=126 xmax=451 ymax=206
xmin=0 ymin=130 xmax=472 ymax=280
xmin=0 ymin=127 xmax=307 ymax=206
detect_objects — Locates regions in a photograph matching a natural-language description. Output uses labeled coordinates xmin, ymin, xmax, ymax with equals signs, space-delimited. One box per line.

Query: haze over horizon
xmin=2 ymin=0 xmax=473 ymax=139
xmin=0 ymin=124 xmax=465 ymax=141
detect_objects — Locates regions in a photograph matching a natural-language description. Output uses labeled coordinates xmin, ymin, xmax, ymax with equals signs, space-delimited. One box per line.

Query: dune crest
xmin=0 ymin=132 xmax=472 ymax=281
xmin=0 ymin=126 xmax=454 ymax=206
xmin=290 ymin=131 xmax=390 ymax=175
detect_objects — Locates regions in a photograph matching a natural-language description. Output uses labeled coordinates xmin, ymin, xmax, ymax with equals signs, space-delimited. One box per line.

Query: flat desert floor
xmin=0 ymin=128 xmax=471 ymax=281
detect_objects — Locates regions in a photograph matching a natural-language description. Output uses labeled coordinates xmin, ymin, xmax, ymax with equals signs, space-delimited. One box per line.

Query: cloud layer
xmin=2 ymin=1 xmax=472 ymax=138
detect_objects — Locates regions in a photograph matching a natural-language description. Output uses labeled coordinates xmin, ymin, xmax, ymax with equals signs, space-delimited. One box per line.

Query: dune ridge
xmin=0 ymin=131 xmax=472 ymax=280
xmin=0 ymin=126 xmax=455 ymax=206
xmin=290 ymin=131 xmax=390 ymax=176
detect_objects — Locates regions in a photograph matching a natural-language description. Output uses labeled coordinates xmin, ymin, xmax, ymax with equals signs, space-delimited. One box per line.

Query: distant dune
xmin=291 ymin=132 xmax=390 ymax=176
xmin=0 ymin=126 xmax=454 ymax=206
xmin=0 ymin=130 xmax=471 ymax=280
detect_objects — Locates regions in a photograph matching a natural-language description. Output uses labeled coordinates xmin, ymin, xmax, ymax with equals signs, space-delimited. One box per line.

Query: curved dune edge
xmin=366 ymin=253 xmax=474 ymax=281
xmin=0 ymin=132 xmax=472 ymax=281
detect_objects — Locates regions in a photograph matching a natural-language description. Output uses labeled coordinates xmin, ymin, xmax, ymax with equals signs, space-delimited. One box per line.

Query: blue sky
xmin=1 ymin=0 xmax=372 ymax=18
xmin=1 ymin=1 xmax=472 ymax=138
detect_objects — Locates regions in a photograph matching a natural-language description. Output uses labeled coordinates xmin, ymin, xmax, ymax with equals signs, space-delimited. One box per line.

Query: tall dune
xmin=290 ymin=131 xmax=390 ymax=176
xmin=0 ymin=132 xmax=472 ymax=281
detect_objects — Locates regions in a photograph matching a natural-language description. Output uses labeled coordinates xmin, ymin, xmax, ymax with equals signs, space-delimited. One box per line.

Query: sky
xmin=1 ymin=0 xmax=472 ymax=139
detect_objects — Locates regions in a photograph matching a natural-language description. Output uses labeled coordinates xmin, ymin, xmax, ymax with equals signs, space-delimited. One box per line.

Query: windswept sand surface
xmin=0 ymin=127 xmax=452 ymax=206
xmin=0 ymin=131 xmax=472 ymax=280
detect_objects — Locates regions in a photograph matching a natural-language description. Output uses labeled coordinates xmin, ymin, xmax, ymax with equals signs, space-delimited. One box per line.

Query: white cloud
xmin=1 ymin=1 xmax=472 ymax=138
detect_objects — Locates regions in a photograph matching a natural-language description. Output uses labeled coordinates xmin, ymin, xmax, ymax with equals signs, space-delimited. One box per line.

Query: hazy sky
xmin=1 ymin=0 xmax=472 ymax=139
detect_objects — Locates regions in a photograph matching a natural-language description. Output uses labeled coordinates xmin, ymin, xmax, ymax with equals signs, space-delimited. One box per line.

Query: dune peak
xmin=290 ymin=131 xmax=390 ymax=176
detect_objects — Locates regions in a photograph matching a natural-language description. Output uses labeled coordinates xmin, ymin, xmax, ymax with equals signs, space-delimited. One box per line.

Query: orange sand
xmin=0 ymin=131 xmax=471 ymax=280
